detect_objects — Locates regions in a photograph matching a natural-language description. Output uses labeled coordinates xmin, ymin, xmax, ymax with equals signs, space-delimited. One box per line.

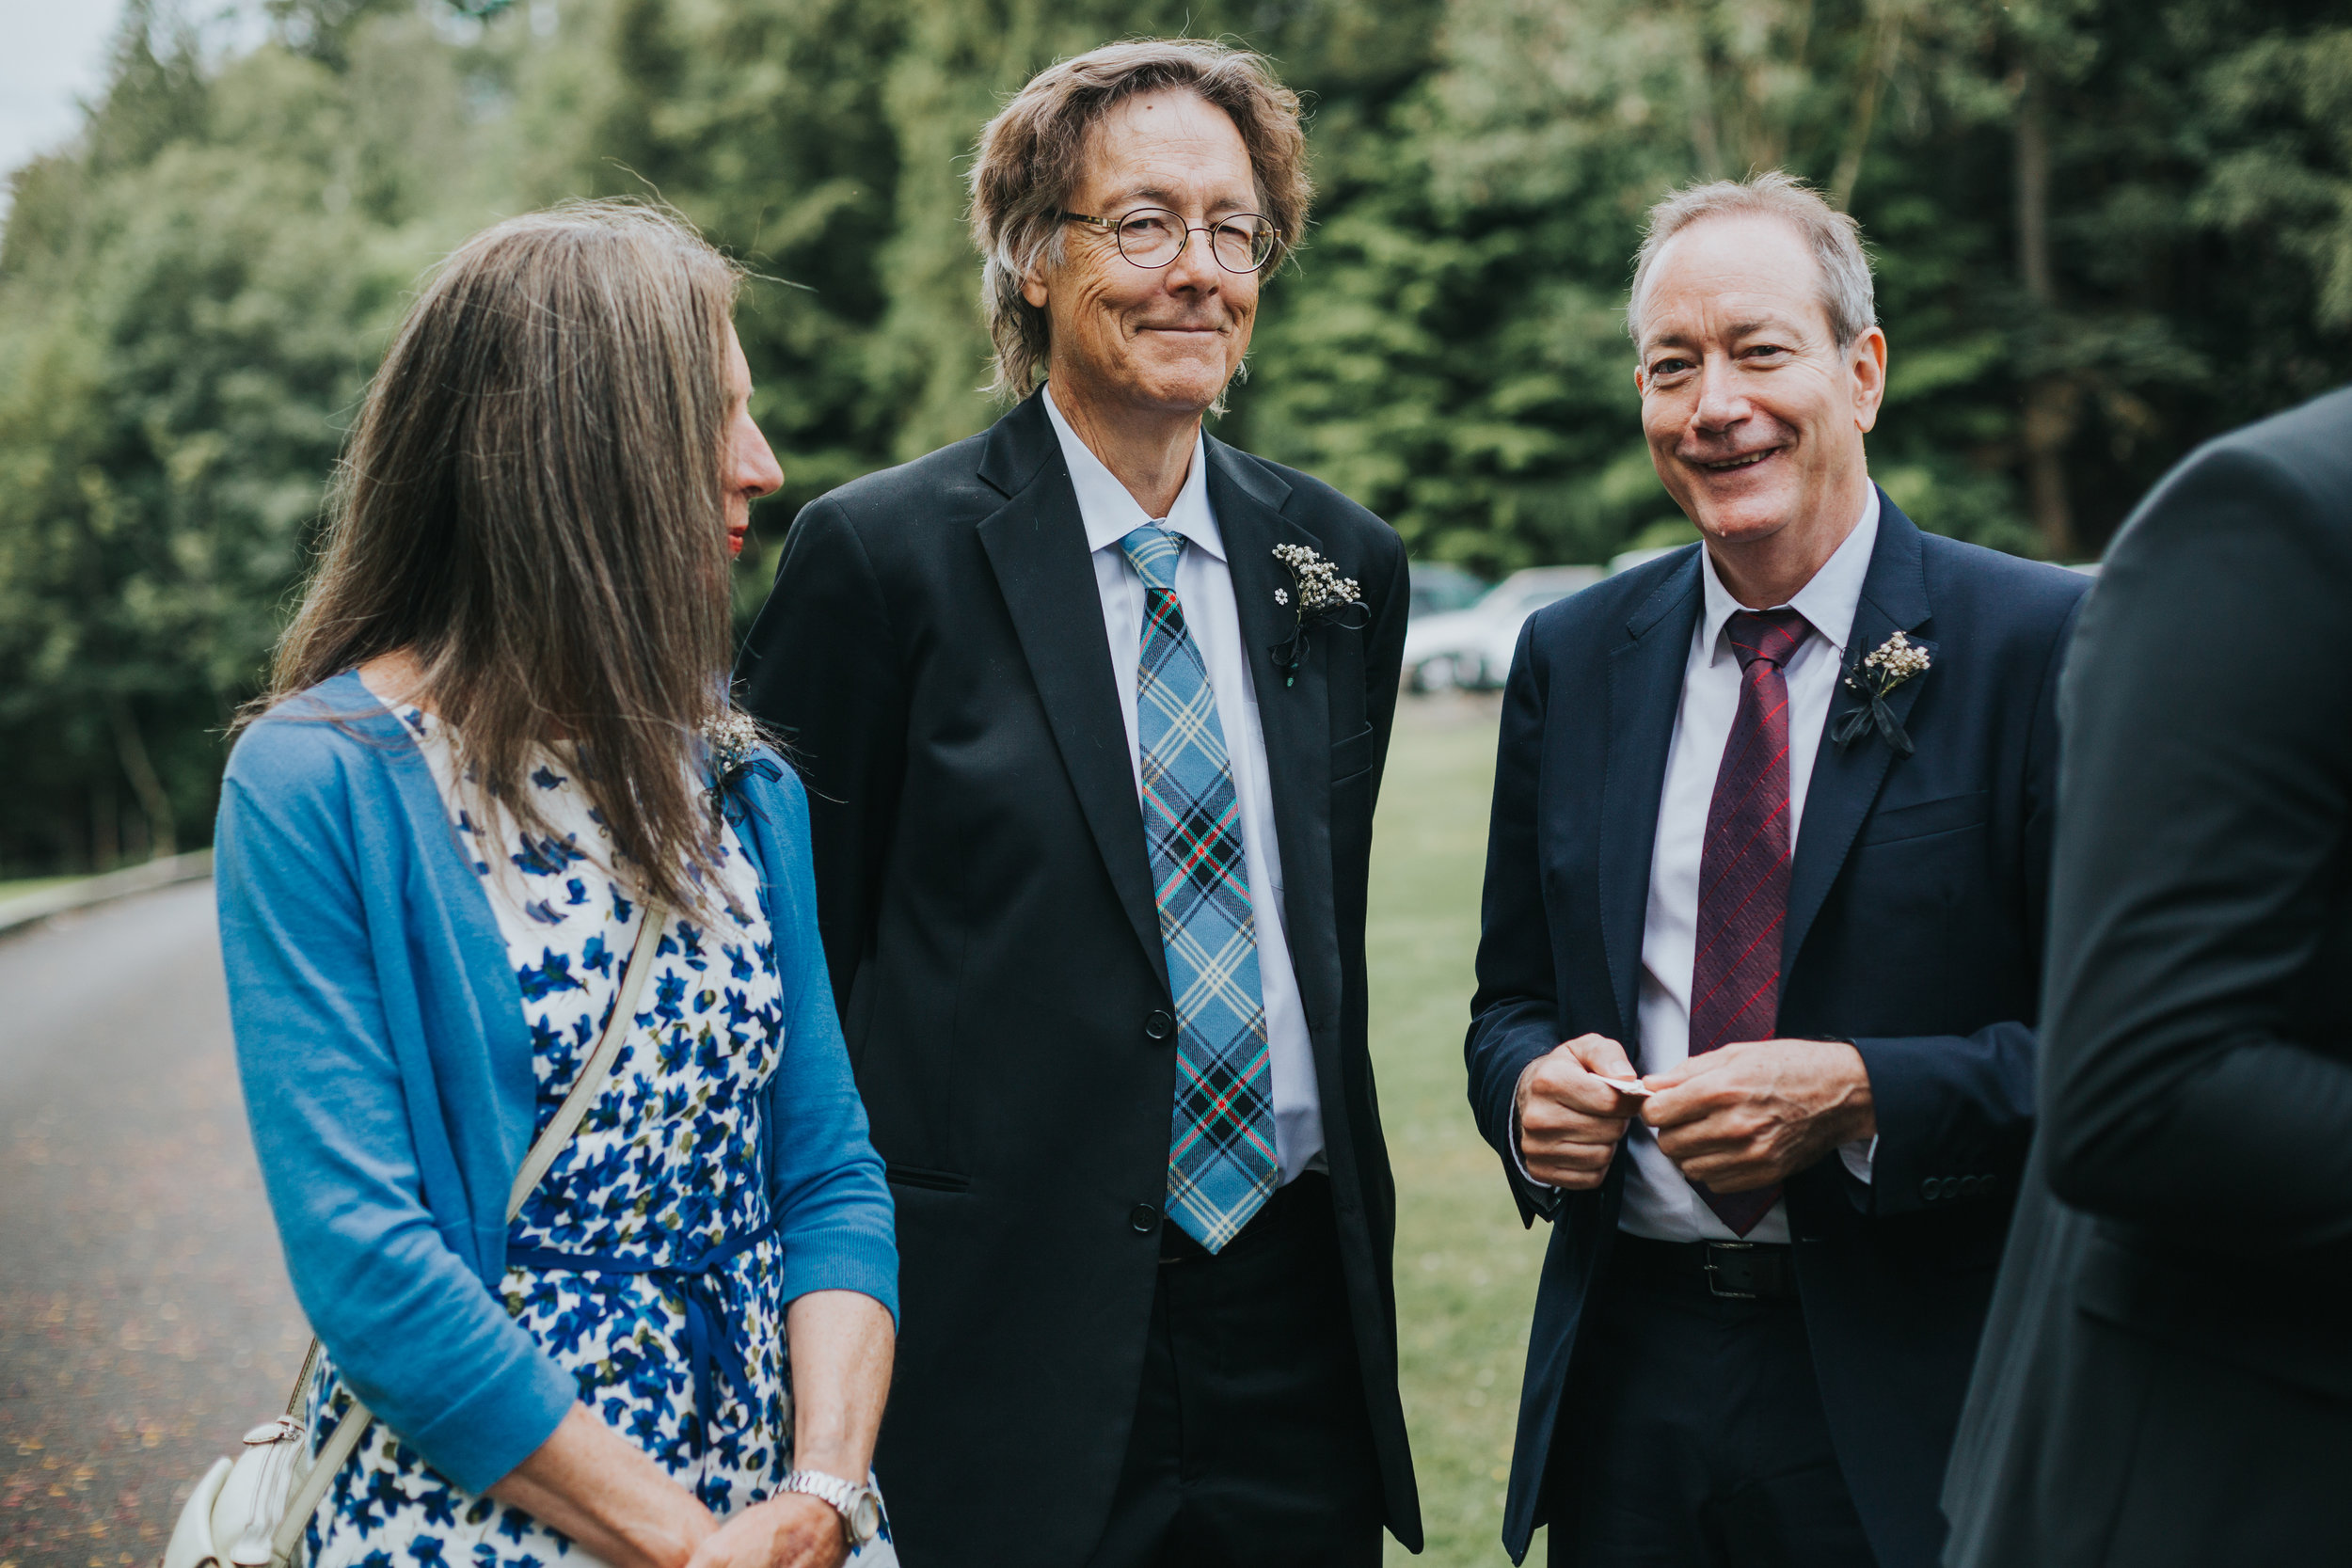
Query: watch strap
xmin=780 ymin=1469 xmax=879 ymax=1547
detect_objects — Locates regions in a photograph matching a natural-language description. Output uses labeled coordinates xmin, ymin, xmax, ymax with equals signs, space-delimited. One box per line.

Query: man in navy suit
xmin=1464 ymin=171 xmax=2089 ymax=1568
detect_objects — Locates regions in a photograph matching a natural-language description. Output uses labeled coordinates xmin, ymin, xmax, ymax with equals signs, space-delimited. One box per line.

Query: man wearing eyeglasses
xmin=736 ymin=39 xmax=1421 ymax=1568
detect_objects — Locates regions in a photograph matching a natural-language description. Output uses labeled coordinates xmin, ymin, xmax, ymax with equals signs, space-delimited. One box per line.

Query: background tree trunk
xmin=1831 ymin=2 xmax=1902 ymax=209
xmin=2015 ymin=64 xmax=2079 ymax=561
xmin=105 ymin=694 xmax=178 ymax=860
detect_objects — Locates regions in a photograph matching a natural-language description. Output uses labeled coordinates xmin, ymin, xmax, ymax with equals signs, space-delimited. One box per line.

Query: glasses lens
xmin=1214 ymin=216 xmax=1277 ymax=273
xmin=1117 ymin=211 xmax=1184 ymax=266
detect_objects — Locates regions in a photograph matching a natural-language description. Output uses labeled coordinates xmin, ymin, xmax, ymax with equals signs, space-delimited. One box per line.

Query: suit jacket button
xmin=1129 ymin=1203 xmax=1161 ymax=1232
xmin=1143 ymin=1009 xmax=1176 ymax=1043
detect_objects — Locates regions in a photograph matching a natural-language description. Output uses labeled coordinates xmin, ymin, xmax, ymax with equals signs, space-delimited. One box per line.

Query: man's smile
xmin=1689 ymin=445 xmax=1785 ymax=474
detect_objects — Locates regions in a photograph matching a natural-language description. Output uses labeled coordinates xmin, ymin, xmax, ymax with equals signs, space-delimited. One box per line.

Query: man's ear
xmin=1020 ymin=254 xmax=1051 ymax=310
xmin=1851 ymin=326 xmax=1888 ymax=435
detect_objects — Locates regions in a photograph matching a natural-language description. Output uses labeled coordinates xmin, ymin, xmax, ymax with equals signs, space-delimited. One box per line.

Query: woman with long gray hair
xmin=217 ymin=201 xmax=898 ymax=1568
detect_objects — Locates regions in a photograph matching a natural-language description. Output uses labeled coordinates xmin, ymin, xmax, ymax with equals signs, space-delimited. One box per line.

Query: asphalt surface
xmin=0 ymin=882 xmax=309 ymax=1568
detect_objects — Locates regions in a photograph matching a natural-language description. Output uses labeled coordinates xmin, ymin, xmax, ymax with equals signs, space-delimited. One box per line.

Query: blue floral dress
xmin=302 ymin=703 xmax=815 ymax=1567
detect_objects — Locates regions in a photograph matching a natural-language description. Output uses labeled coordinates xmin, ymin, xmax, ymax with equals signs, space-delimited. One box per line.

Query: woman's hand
xmin=681 ymin=1288 xmax=894 ymax=1568
xmin=488 ymin=1404 xmax=716 ymax=1568
xmin=493 ymin=1291 xmax=892 ymax=1568
xmin=684 ymin=1495 xmax=846 ymax=1568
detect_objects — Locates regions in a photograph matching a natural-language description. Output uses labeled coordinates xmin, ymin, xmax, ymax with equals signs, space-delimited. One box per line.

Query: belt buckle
xmin=1702 ymin=1241 xmax=1759 ymax=1299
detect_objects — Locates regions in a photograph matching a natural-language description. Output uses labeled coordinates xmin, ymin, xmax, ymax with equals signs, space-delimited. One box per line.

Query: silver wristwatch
xmin=780 ymin=1469 xmax=883 ymax=1551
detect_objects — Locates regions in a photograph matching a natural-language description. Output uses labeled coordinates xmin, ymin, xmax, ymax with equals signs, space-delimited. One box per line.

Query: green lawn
xmin=1370 ymin=695 xmax=1550 ymax=1566
xmin=0 ymin=875 xmax=79 ymax=903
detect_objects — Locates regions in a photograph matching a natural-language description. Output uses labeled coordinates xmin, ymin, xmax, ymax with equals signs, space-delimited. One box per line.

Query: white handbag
xmin=163 ymin=904 xmax=669 ymax=1568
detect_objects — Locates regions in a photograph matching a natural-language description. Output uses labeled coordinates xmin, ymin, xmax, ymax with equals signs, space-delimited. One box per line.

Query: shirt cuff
xmin=1839 ymin=1134 xmax=1880 ymax=1185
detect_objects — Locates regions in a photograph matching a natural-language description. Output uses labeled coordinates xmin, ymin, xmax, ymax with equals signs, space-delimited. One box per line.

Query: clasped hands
xmin=1515 ymin=1033 xmax=1875 ymax=1193
xmin=489 ymin=1404 xmax=851 ymax=1568
xmin=683 ymin=1495 xmax=847 ymax=1568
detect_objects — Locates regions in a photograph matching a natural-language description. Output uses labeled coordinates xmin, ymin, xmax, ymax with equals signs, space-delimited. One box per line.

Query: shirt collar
xmin=1043 ymin=380 xmax=1223 ymax=562
xmin=1696 ymin=483 xmax=1881 ymax=665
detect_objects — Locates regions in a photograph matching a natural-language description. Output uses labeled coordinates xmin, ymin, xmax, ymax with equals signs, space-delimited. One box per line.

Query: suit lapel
xmin=1784 ymin=493 xmax=1934 ymax=973
xmin=1598 ymin=550 xmax=1704 ymax=1046
xmin=973 ymin=396 xmax=1168 ymax=990
xmin=1203 ymin=440 xmax=1340 ymax=1031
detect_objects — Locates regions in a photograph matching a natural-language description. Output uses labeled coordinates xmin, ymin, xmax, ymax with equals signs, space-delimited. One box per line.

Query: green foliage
xmin=3 ymin=0 xmax=2350 ymax=873
xmin=1242 ymin=0 xmax=2352 ymax=573
xmin=0 ymin=5 xmax=469 ymax=871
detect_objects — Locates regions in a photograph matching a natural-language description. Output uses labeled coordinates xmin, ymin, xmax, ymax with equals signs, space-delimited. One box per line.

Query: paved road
xmin=0 ymin=884 xmax=307 ymax=1568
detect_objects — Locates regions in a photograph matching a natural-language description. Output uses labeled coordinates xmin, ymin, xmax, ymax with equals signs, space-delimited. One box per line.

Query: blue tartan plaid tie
xmin=1120 ymin=525 xmax=1279 ymax=1251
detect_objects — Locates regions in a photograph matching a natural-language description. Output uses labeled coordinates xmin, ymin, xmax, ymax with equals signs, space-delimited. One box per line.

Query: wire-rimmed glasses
xmin=1059 ymin=207 xmax=1279 ymax=274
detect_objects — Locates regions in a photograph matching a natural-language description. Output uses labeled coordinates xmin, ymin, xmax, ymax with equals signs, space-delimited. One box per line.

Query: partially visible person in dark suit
xmin=1941 ymin=386 xmax=2352 ymax=1567
xmin=734 ymin=39 xmax=1421 ymax=1568
xmin=1464 ymin=171 xmax=2090 ymax=1568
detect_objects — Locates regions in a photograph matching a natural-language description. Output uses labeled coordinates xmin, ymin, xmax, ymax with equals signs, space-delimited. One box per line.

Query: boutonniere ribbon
xmin=1830 ymin=630 xmax=1931 ymax=757
xmin=1268 ymin=543 xmax=1370 ymax=687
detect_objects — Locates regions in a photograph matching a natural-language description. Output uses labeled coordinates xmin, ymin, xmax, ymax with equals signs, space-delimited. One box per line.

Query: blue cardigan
xmin=216 ymin=671 xmax=897 ymax=1494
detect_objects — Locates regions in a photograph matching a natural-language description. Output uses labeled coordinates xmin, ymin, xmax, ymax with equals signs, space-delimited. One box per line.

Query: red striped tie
xmin=1689 ymin=608 xmax=1811 ymax=1236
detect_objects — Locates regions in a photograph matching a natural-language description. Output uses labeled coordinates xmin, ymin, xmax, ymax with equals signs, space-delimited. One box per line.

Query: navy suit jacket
xmin=1464 ymin=497 xmax=2088 ymax=1567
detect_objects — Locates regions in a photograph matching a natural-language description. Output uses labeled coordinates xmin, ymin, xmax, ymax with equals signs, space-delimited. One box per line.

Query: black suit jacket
xmin=735 ymin=390 xmax=1422 ymax=1565
xmin=1941 ymin=388 xmax=2352 ymax=1567
xmin=1464 ymin=498 xmax=2089 ymax=1568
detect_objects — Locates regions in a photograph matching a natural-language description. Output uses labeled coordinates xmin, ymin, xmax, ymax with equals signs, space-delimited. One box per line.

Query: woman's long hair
xmin=262 ymin=200 xmax=744 ymax=913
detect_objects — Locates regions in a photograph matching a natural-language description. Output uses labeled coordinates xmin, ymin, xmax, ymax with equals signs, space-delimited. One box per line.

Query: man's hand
xmin=1641 ymin=1038 xmax=1875 ymax=1193
xmin=1515 ymin=1034 xmax=1647 ymax=1190
xmin=683 ymin=1495 xmax=846 ymax=1568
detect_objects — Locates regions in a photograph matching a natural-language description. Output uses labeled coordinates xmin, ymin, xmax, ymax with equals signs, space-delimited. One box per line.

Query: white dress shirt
xmin=1617 ymin=489 xmax=1882 ymax=1243
xmin=1042 ymin=383 xmax=1327 ymax=1183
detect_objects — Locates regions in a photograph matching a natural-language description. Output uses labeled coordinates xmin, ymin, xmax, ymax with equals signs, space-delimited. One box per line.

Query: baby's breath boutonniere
xmin=1269 ymin=543 xmax=1370 ymax=688
xmin=1831 ymin=630 xmax=1931 ymax=757
xmin=703 ymin=709 xmax=765 ymax=821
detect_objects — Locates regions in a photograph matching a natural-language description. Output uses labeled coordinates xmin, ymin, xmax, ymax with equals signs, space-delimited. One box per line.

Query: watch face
xmin=849 ymin=1494 xmax=882 ymax=1544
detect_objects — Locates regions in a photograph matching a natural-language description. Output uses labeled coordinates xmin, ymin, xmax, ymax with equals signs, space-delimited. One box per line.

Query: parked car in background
xmin=1605 ymin=543 xmax=1690 ymax=577
xmin=1403 ymin=565 xmax=1604 ymax=690
xmin=1408 ymin=560 xmax=1487 ymax=620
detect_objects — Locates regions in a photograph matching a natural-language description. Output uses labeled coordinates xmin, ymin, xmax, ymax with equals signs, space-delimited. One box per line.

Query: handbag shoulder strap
xmin=268 ymin=901 xmax=670 ymax=1560
xmin=502 ymin=901 xmax=669 ymax=1221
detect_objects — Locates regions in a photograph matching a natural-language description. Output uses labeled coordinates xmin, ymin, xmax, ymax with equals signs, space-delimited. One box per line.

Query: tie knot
xmin=1120 ymin=525 xmax=1183 ymax=592
xmin=1725 ymin=608 xmax=1811 ymax=671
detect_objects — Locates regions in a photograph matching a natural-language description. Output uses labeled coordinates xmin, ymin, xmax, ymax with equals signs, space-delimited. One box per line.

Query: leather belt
xmin=1612 ymin=1233 xmax=1796 ymax=1301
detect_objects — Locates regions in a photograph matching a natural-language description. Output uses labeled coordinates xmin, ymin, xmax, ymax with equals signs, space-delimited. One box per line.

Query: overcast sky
xmin=0 ymin=2 xmax=130 ymax=195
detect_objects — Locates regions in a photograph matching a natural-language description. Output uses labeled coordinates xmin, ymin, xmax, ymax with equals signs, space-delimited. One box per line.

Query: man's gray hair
xmin=967 ymin=40 xmax=1311 ymax=401
xmin=1627 ymin=171 xmax=1876 ymax=349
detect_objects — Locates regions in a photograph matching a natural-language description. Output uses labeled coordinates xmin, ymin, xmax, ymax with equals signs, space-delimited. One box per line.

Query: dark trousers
xmin=1544 ymin=1238 xmax=1878 ymax=1568
xmin=1086 ymin=1171 xmax=1385 ymax=1568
